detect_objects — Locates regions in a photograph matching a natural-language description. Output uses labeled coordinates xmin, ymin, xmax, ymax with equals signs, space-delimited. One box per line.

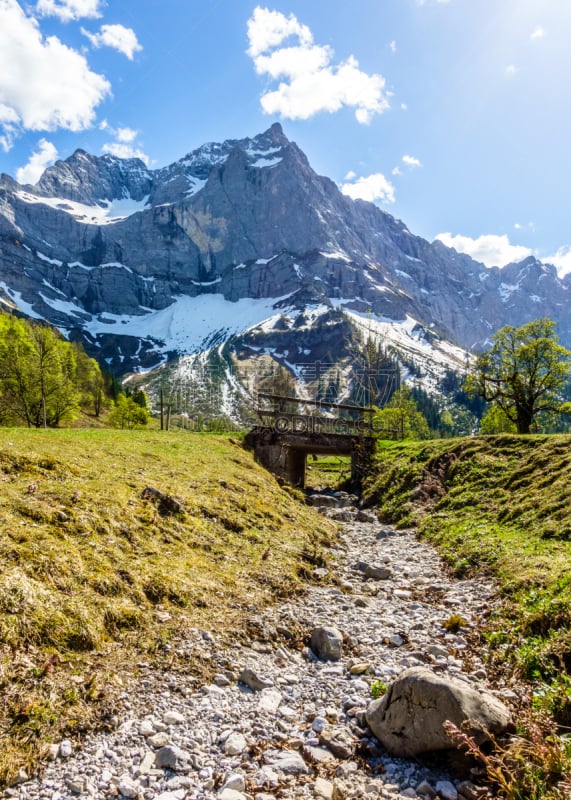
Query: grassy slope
xmin=363 ymin=434 xmax=571 ymax=716
xmin=0 ymin=429 xmax=336 ymax=784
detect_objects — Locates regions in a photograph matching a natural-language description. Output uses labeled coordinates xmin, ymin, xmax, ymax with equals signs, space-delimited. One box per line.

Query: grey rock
xmin=364 ymin=564 xmax=392 ymax=580
xmin=221 ymin=774 xmax=246 ymax=792
xmin=366 ymin=667 xmax=512 ymax=757
xmin=314 ymin=777 xmax=334 ymax=800
xmin=155 ymin=744 xmax=191 ymax=770
xmin=310 ymin=626 xmax=343 ymax=661
xmin=356 ymin=510 xmax=377 ymax=523
xmin=58 ymin=739 xmax=73 ymax=758
xmin=435 ymin=780 xmax=458 ymax=800
xmin=117 ymin=777 xmax=139 ymax=798
xmin=318 ymin=728 xmax=355 ymax=759
xmin=239 ymin=667 xmax=274 ymax=691
xmin=223 ymin=732 xmax=248 ymax=755
xmin=264 ymin=750 xmax=309 ymax=775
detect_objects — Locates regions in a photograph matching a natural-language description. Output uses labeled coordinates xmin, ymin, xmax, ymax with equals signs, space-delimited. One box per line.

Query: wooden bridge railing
xmin=255 ymin=393 xmax=401 ymax=439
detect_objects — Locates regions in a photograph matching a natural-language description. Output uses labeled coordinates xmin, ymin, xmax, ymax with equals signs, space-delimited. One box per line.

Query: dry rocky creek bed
xmin=7 ymin=491 xmax=517 ymax=800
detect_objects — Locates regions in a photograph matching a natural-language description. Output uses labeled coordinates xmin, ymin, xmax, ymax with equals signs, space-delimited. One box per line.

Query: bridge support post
xmin=286 ymin=447 xmax=306 ymax=489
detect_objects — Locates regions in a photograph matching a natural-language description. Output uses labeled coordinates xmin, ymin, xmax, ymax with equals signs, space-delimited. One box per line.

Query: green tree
xmin=74 ymin=344 xmax=107 ymax=417
xmin=108 ymin=394 xmax=150 ymax=429
xmin=479 ymin=404 xmax=518 ymax=434
xmin=465 ymin=319 xmax=571 ymax=434
xmin=0 ymin=316 xmax=81 ymax=427
xmin=374 ymin=386 xmax=431 ymax=440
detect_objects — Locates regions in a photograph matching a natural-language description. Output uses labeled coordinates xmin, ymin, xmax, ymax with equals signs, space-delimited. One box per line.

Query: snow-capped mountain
xmin=0 ymin=123 xmax=569 ymax=379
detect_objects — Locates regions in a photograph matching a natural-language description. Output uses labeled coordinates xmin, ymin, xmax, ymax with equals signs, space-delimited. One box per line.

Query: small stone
xmin=311 ymin=716 xmax=327 ymax=733
xmin=257 ymin=689 xmax=283 ymax=713
xmin=137 ymin=751 xmax=156 ymax=775
xmin=139 ymin=720 xmax=155 ymax=736
xmin=349 ymin=662 xmax=371 ymax=675
xmin=222 ymin=774 xmax=246 ymax=792
xmin=59 ymin=739 xmax=73 ymax=758
xmin=435 ymin=781 xmax=458 ymax=800
xmin=314 ymin=777 xmax=334 ymax=800
xmin=117 ymin=778 xmax=139 ymax=798
xmin=164 ymin=710 xmax=185 ymax=725
xmin=239 ymin=667 xmax=274 ymax=691
xmin=364 ymin=564 xmax=392 ymax=580
xmin=456 ymin=782 xmax=486 ymax=800
xmin=356 ymin=510 xmax=377 ymax=523
xmin=301 ymin=744 xmax=337 ymax=765
xmin=224 ymin=732 xmax=247 ymax=755
xmin=319 ymin=728 xmax=355 ymax=760
xmin=416 ymin=780 xmax=436 ymax=797
xmin=155 ymin=745 xmax=190 ymax=770
xmin=148 ymin=731 xmax=170 ymax=748
xmin=64 ymin=776 xmax=86 ymax=794
xmin=265 ymin=750 xmax=309 ymax=775
xmin=428 ymin=644 xmax=449 ymax=658
xmin=218 ymin=791 xmax=246 ymax=800
xmin=47 ymin=743 xmax=60 ymax=761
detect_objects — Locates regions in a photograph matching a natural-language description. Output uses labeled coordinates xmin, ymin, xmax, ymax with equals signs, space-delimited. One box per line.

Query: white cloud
xmin=247 ymin=7 xmax=390 ymax=124
xmin=0 ymin=0 xmax=110 ymax=147
xmin=389 ymin=40 xmax=397 ymax=54
xmin=100 ymin=123 xmax=147 ymax=163
xmin=16 ymin=137 xmax=58 ymax=184
xmin=514 ymin=221 xmax=536 ymax=232
xmin=505 ymin=64 xmax=519 ymax=76
xmin=530 ymin=25 xmax=545 ymax=40
xmin=36 ymin=0 xmax=102 ymax=22
xmin=435 ymin=232 xmax=533 ymax=267
xmin=115 ymin=126 xmax=137 ymax=143
xmin=102 ymin=141 xmax=149 ymax=164
xmin=402 ymin=154 xmax=421 ymax=168
xmin=391 ymin=166 xmax=401 ymax=176
xmin=400 ymin=102 xmax=408 ymax=111
xmin=543 ymin=247 xmax=571 ymax=278
xmin=341 ymin=172 xmax=395 ymax=204
xmin=82 ymin=24 xmax=142 ymax=60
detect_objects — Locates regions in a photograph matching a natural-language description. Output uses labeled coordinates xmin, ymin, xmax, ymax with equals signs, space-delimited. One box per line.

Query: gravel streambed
xmin=7 ymin=505 xmax=509 ymax=800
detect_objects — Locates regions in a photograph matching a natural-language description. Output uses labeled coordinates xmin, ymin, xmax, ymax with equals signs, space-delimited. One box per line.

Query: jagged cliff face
xmin=0 ymin=123 xmax=569 ymax=373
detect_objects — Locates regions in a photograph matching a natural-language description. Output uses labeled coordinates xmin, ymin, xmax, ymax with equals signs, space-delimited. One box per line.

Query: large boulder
xmin=310 ymin=626 xmax=343 ymax=661
xmin=366 ymin=667 xmax=511 ymax=757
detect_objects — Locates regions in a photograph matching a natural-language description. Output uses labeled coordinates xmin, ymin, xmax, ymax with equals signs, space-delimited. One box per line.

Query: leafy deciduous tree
xmin=465 ymin=319 xmax=571 ymax=434
xmin=374 ymin=386 xmax=431 ymax=440
xmin=108 ymin=394 xmax=150 ymax=429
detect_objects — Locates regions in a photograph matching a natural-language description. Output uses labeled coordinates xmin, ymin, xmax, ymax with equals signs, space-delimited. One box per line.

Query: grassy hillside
xmin=0 ymin=429 xmax=336 ymax=785
xmin=363 ymin=434 xmax=571 ymax=797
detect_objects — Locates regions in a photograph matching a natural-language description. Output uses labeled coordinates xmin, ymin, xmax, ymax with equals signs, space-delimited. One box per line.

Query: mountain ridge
xmin=0 ymin=123 xmax=569 ymax=377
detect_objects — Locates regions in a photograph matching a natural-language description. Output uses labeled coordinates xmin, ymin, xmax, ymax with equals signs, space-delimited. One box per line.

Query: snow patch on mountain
xmin=16 ymin=191 xmax=150 ymax=224
xmin=84 ymin=293 xmax=296 ymax=363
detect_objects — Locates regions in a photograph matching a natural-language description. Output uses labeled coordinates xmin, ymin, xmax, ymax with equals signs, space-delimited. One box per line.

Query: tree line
xmin=0 ymin=312 xmax=151 ymax=429
xmin=0 ymin=313 xmax=109 ymax=427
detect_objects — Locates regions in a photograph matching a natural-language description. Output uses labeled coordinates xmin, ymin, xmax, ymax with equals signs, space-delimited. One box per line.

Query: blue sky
xmin=1 ymin=0 xmax=571 ymax=274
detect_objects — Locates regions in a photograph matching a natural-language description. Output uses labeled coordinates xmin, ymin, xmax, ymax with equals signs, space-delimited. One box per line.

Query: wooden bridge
xmin=244 ymin=393 xmax=401 ymax=489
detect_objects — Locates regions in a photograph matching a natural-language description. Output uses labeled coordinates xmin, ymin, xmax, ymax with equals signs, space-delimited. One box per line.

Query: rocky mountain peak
xmin=0 ymin=125 xmax=569 ymax=377
xmin=33 ymin=149 xmax=152 ymax=205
